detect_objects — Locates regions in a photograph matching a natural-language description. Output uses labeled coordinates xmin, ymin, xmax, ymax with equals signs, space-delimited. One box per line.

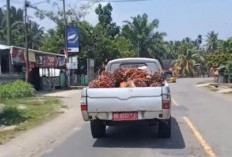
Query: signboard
xmin=68 ymin=55 xmax=77 ymax=63
xmin=67 ymin=62 xmax=78 ymax=69
xmin=66 ymin=27 xmax=79 ymax=52
xmin=10 ymin=47 xmax=66 ymax=68
xmin=44 ymin=56 xmax=58 ymax=67
xmin=24 ymin=51 xmax=36 ymax=62
xmin=36 ymin=55 xmax=60 ymax=68
xmin=11 ymin=48 xmax=25 ymax=64
xmin=11 ymin=48 xmax=36 ymax=64
xmin=57 ymin=57 xmax=66 ymax=67
xmin=67 ymin=56 xmax=78 ymax=69
xmin=36 ymin=55 xmax=44 ymax=66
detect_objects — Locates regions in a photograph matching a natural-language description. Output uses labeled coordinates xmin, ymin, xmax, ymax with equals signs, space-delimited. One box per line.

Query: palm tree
xmin=174 ymin=44 xmax=204 ymax=77
xmin=0 ymin=8 xmax=7 ymax=43
xmin=0 ymin=7 xmax=24 ymax=44
xmin=28 ymin=22 xmax=44 ymax=49
xmin=0 ymin=7 xmax=44 ymax=49
xmin=194 ymin=34 xmax=202 ymax=48
xmin=206 ymin=31 xmax=219 ymax=53
xmin=220 ymin=38 xmax=232 ymax=53
xmin=122 ymin=13 xmax=166 ymax=58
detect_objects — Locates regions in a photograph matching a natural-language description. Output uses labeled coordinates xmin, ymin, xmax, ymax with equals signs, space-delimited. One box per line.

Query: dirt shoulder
xmin=196 ymin=81 xmax=232 ymax=103
xmin=0 ymin=90 xmax=83 ymax=157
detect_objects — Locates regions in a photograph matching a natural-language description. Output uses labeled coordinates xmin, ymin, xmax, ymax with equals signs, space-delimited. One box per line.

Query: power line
xmin=82 ymin=0 xmax=154 ymax=2
xmin=10 ymin=0 xmax=50 ymax=6
xmin=31 ymin=0 xmax=51 ymax=6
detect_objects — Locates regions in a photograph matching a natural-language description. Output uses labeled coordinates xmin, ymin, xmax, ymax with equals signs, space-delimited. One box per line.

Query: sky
xmin=2 ymin=0 xmax=232 ymax=42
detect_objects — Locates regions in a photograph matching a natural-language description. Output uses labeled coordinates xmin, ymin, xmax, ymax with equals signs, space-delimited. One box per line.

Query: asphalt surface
xmin=42 ymin=78 xmax=232 ymax=157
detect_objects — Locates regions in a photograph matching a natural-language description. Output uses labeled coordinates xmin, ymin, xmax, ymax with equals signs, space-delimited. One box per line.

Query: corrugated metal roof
xmin=0 ymin=44 xmax=10 ymax=50
xmin=0 ymin=44 xmax=64 ymax=57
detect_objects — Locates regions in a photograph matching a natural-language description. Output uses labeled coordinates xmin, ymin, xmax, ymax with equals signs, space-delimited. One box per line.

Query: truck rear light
xmin=80 ymin=97 xmax=87 ymax=111
xmin=162 ymin=101 xmax=170 ymax=109
xmin=162 ymin=94 xmax=171 ymax=109
xmin=81 ymin=104 xmax=87 ymax=111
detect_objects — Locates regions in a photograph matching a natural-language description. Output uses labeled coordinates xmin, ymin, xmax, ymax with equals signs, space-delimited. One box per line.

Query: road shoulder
xmin=0 ymin=90 xmax=82 ymax=157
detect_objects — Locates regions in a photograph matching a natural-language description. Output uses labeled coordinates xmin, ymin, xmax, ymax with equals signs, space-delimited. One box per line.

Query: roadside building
xmin=0 ymin=44 xmax=66 ymax=90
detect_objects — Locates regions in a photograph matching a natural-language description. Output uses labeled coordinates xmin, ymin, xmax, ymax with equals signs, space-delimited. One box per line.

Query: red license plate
xmin=113 ymin=112 xmax=138 ymax=121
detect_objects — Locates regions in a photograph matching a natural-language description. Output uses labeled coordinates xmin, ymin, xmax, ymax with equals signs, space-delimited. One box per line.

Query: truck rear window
xmin=120 ymin=63 xmax=147 ymax=69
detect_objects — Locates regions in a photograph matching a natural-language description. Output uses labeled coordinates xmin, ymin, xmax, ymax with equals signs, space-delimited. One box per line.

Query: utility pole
xmin=6 ymin=0 xmax=11 ymax=45
xmin=62 ymin=0 xmax=67 ymax=50
xmin=24 ymin=0 xmax=29 ymax=82
xmin=6 ymin=0 xmax=13 ymax=73
xmin=62 ymin=0 xmax=70 ymax=88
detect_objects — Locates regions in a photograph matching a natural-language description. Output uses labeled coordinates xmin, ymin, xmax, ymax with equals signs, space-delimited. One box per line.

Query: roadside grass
xmin=0 ymin=97 xmax=61 ymax=144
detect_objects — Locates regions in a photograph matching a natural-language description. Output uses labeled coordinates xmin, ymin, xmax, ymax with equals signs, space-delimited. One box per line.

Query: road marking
xmin=172 ymin=98 xmax=180 ymax=106
xmin=183 ymin=116 xmax=217 ymax=157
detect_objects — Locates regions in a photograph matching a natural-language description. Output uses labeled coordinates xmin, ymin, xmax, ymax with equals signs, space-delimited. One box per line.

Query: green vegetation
xmin=174 ymin=46 xmax=204 ymax=77
xmin=122 ymin=13 xmax=166 ymax=58
xmin=0 ymin=97 xmax=61 ymax=144
xmin=0 ymin=80 xmax=34 ymax=100
xmin=205 ymin=53 xmax=232 ymax=68
xmin=0 ymin=81 xmax=60 ymax=144
xmin=225 ymin=61 xmax=232 ymax=83
xmin=206 ymin=31 xmax=219 ymax=53
xmin=0 ymin=7 xmax=44 ymax=49
xmin=1 ymin=2 xmax=232 ymax=77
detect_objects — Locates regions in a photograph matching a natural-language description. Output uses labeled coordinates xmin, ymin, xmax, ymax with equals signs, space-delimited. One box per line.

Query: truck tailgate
xmin=86 ymin=87 xmax=162 ymax=112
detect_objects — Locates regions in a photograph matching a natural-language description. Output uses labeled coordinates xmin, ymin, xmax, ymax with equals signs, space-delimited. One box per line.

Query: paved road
xmin=42 ymin=78 xmax=232 ymax=157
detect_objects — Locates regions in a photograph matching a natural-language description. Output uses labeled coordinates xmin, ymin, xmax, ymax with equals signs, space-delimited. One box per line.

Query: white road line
xmin=183 ymin=116 xmax=217 ymax=157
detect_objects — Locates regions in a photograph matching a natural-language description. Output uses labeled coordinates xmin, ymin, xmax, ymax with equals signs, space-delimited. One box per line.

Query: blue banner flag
xmin=66 ymin=27 xmax=79 ymax=52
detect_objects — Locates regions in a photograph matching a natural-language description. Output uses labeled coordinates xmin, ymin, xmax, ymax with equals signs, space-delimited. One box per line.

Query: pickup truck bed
xmin=87 ymin=87 xmax=162 ymax=112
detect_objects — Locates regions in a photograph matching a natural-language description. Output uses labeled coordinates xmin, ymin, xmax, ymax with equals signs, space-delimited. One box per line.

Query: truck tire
xmin=90 ymin=120 xmax=106 ymax=138
xmin=158 ymin=118 xmax=171 ymax=138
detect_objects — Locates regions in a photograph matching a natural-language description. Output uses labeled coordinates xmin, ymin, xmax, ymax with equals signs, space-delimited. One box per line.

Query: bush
xmin=0 ymin=106 xmax=26 ymax=125
xmin=205 ymin=53 xmax=232 ymax=68
xmin=0 ymin=80 xmax=35 ymax=100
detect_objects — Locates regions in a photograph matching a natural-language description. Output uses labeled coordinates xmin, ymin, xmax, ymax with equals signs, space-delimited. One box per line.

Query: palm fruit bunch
xmin=89 ymin=71 xmax=116 ymax=88
xmin=114 ymin=68 xmax=128 ymax=85
xmin=128 ymin=69 xmax=151 ymax=86
xmin=89 ymin=68 xmax=164 ymax=88
xmin=115 ymin=68 xmax=148 ymax=87
xmin=132 ymin=79 xmax=147 ymax=87
xmin=149 ymin=71 xmax=165 ymax=87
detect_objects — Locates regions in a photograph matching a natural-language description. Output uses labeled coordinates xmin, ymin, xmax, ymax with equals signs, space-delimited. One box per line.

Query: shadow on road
xmin=93 ymin=117 xmax=185 ymax=149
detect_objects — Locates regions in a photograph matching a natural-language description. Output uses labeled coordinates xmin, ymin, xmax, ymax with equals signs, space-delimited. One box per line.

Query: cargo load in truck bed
xmin=89 ymin=67 xmax=165 ymax=88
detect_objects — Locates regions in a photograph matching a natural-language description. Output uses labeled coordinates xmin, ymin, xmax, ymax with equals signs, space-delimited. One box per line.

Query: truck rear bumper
xmin=82 ymin=110 xmax=171 ymax=121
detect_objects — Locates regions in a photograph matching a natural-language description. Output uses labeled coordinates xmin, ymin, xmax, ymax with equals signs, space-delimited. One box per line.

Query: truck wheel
xmin=90 ymin=120 xmax=106 ymax=138
xmin=158 ymin=118 xmax=171 ymax=138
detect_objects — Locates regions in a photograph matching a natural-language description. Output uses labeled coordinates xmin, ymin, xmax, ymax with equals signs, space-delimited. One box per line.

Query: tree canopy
xmin=122 ymin=13 xmax=166 ymax=58
xmin=0 ymin=6 xmax=44 ymax=49
xmin=1 ymin=3 xmax=232 ymax=77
